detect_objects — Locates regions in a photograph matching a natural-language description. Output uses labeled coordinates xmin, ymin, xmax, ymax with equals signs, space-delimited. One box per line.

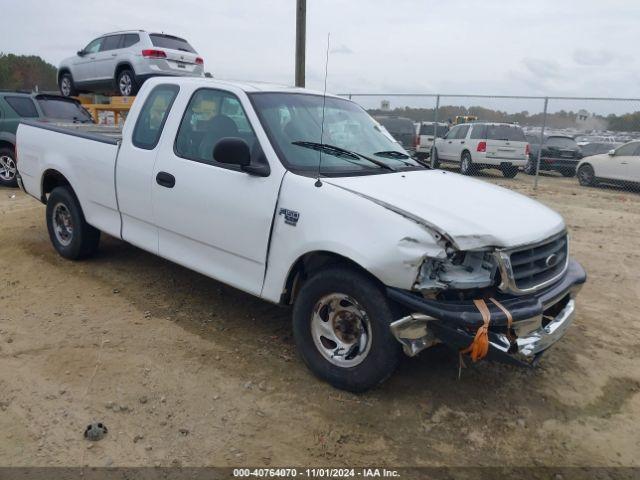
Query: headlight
xmin=416 ymin=250 xmax=497 ymax=292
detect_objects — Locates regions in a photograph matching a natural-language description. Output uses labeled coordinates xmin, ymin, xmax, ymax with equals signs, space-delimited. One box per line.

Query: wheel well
xmin=57 ymin=68 xmax=70 ymax=83
xmin=41 ymin=169 xmax=73 ymax=204
xmin=461 ymin=149 xmax=471 ymax=159
xmin=0 ymin=140 xmax=14 ymax=154
xmin=115 ymin=63 xmax=134 ymax=80
xmin=279 ymin=251 xmax=378 ymax=305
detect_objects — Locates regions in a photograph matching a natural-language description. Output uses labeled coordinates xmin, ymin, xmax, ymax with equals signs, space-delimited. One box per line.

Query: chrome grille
xmin=496 ymin=233 xmax=569 ymax=294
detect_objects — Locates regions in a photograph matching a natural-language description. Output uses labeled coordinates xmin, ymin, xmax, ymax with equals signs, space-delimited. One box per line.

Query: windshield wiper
xmin=374 ymin=150 xmax=428 ymax=169
xmin=292 ymin=141 xmax=395 ymax=170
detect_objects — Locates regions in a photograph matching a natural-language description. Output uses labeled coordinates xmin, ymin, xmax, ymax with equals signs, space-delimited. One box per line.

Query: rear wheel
xmin=460 ymin=151 xmax=474 ymax=175
xmin=292 ymin=267 xmax=402 ymax=392
xmin=46 ymin=187 xmax=100 ymax=259
xmin=117 ymin=69 xmax=138 ymax=96
xmin=501 ymin=165 xmax=519 ymax=178
xmin=577 ymin=164 xmax=596 ymax=187
xmin=59 ymin=73 xmax=77 ymax=97
xmin=0 ymin=147 xmax=18 ymax=187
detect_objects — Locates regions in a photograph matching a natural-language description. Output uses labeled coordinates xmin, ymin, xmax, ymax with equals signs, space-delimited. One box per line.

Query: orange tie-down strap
xmin=460 ymin=297 xmax=513 ymax=362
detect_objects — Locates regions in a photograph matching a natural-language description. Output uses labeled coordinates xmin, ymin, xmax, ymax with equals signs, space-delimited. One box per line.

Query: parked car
xmin=17 ymin=78 xmax=586 ymax=392
xmin=374 ymin=116 xmax=417 ymax=152
xmin=524 ymin=135 xmax=582 ymax=177
xmin=579 ymin=141 xmax=622 ymax=158
xmin=0 ymin=91 xmax=93 ymax=187
xmin=432 ymin=122 xmax=528 ymax=177
xmin=576 ymin=141 xmax=640 ymax=188
xmin=415 ymin=121 xmax=449 ymax=160
xmin=58 ymin=30 xmax=205 ymax=97
xmin=575 ymin=135 xmax=617 ymax=146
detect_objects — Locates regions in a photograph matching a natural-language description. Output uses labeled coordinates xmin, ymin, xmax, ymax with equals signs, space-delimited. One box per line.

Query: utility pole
xmin=295 ymin=0 xmax=306 ymax=87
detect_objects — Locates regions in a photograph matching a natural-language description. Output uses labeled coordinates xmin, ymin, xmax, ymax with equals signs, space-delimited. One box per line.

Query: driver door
xmin=151 ymin=87 xmax=285 ymax=296
xmin=74 ymin=37 xmax=103 ymax=83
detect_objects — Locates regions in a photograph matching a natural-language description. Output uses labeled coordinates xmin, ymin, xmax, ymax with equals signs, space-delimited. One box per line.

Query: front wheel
xmin=46 ymin=187 xmax=100 ymax=259
xmin=116 ymin=69 xmax=138 ymax=96
xmin=577 ymin=164 xmax=596 ymax=187
xmin=292 ymin=268 xmax=402 ymax=392
xmin=59 ymin=73 xmax=77 ymax=97
xmin=0 ymin=147 xmax=18 ymax=187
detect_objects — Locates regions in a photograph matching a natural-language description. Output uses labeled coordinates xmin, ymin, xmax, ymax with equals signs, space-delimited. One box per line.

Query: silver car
xmin=58 ymin=30 xmax=205 ymax=97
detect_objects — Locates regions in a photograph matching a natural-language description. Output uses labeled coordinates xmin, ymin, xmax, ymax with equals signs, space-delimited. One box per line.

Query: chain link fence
xmin=341 ymin=93 xmax=640 ymax=195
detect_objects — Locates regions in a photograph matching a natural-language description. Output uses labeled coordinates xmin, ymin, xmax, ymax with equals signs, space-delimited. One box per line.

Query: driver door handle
xmin=156 ymin=171 xmax=176 ymax=188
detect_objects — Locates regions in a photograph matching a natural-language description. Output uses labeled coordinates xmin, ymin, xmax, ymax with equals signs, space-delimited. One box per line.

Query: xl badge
xmin=279 ymin=208 xmax=300 ymax=226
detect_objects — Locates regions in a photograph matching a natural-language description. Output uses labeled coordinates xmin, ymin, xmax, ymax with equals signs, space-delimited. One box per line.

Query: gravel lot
xmin=0 ymin=172 xmax=639 ymax=469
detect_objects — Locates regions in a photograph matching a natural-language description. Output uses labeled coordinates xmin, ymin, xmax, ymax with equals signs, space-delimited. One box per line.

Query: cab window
xmin=100 ymin=35 xmax=122 ymax=52
xmin=174 ymin=89 xmax=257 ymax=166
xmin=84 ymin=38 xmax=103 ymax=54
xmin=132 ymin=84 xmax=180 ymax=150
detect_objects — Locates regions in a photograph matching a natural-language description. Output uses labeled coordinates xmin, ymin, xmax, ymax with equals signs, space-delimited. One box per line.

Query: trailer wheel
xmin=292 ymin=267 xmax=402 ymax=392
xmin=46 ymin=187 xmax=100 ymax=260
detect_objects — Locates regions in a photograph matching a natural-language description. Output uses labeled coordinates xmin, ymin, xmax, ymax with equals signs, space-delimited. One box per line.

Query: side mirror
xmin=608 ymin=149 xmax=615 ymax=156
xmin=213 ymin=137 xmax=270 ymax=177
xmin=77 ymin=50 xmax=86 ymax=57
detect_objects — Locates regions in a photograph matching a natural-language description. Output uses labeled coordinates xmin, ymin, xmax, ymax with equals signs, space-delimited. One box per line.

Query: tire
xmin=46 ymin=187 xmax=100 ymax=260
xmin=501 ymin=165 xmax=519 ymax=178
xmin=59 ymin=73 xmax=77 ymax=97
xmin=0 ymin=147 xmax=18 ymax=188
xmin=460 ymin=151 xmax=474 ymax=175
xmin=559 ymin=168 xmax=575 ymax=178
xmin=430 ymin=148 xmax=440 ymax=169
xmin=292 ymin=267 xmax=402 ymax=392
xmin=577 ymin=164 xmax=596 ymax=187
xmin=524 ymin=156 xmax=537 ymax=175
xmin=116 ymin=69 xmax=138 ymax=96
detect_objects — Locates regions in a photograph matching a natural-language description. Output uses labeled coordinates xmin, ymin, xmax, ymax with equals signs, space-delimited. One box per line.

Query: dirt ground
xmin=0 ymin=171 xmax=639 ymax=470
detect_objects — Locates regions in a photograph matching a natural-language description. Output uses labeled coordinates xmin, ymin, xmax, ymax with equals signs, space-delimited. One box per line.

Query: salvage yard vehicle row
xmin=16 ymin=77 xmax=586 ymax=392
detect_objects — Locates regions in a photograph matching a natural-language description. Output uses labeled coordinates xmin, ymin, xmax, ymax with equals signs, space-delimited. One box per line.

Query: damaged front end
xmin=389 ymin=233 xmax=587 ymax=366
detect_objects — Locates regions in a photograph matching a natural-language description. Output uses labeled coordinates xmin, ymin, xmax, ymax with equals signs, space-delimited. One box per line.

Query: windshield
xmin=249 ymin=93 xmax=422 ymax=175
xmin=546 ymin=137 xmax=577 ymax=149
xmin=36 ymin=97 xmax=93 ymax=123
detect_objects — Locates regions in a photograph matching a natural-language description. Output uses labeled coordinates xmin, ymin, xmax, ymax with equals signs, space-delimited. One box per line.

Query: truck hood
xmin=325 ymin=169 xmax=565 ymax=250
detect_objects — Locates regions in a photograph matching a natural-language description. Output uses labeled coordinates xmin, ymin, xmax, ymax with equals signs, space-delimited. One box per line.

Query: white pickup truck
xmin=16 ymin=78 xmax=586 ymax=392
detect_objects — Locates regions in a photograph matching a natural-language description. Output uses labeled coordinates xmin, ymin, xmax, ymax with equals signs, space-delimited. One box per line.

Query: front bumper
xmin=388 ymin=258 xmax=586 ymax=365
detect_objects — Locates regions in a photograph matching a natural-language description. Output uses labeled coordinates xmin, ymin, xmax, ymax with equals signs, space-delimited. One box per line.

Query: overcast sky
xmin=2 ymin=0 xmax=639 ymax=113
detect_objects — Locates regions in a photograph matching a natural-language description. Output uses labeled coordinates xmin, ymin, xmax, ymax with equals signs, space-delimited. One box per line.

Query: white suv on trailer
xmin=432 ymin=122 xmax=529 ymax=178
xmin=58 ymin=30 xmax=205 ymax=97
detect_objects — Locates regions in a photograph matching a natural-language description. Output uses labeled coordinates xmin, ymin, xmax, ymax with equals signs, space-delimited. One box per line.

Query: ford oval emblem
xmin=545 ymin=253 xmax=559 ymax=268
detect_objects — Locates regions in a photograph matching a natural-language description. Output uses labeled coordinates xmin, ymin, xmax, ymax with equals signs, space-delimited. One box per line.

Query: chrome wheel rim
xmin=60 ymin=77 xmax=71 ymax=96
xmin=119 ymin=74 xmax=132 ymax=96
xmin=310 ymin=293 xmax=372 ymax=368
xmin=0 ymin=155 xmax=16 ymax=181
xmin=52 ymin=202 xmax=73 ymax=247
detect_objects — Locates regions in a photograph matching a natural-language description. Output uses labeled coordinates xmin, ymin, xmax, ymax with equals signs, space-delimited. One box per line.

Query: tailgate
xmin=162 ymin=49 xmax=201 ymax=73
xmin=486 ymin=140 xmax=528 ymax=160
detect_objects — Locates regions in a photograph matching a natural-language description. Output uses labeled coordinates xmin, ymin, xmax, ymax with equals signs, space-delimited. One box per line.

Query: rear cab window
xmin=149 ymin=34 xmax=196 ymax=53
xmin=5 ymin=96 xmax=39 ymax=118
xmin=486 ymin=124 xmax=526 ymax=142
xmin=36 ymin=97 xmax=93 ymax=123
xmin=132 ymin=84 xmax=180 ymax=150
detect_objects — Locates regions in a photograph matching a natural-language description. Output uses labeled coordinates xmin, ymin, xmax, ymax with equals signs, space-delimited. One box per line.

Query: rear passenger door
xmin=116 ymin=83 xmax=180 ymax=254
xmin=151 ymin=87 xmax=285 ymax=296
xmin=94 ymin=34 xmax=123 ymax=82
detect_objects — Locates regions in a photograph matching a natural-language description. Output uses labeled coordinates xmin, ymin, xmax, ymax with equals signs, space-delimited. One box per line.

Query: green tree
xmin=0 ymin=53 xmax=58 ymax=91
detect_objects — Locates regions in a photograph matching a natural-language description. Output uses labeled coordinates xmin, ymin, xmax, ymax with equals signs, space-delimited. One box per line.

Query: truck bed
xmin=27 ymin=120 xmax=123 ymax=143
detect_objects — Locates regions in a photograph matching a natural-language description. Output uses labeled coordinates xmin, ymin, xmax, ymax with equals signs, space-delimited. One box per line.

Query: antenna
xmin=315 ymin=32 xmax=331 ymax=188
